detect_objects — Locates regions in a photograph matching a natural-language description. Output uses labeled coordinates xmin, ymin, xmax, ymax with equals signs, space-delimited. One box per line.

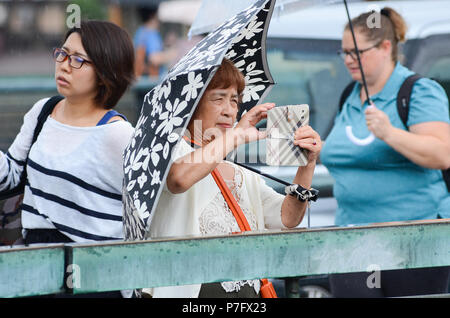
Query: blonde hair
xmin=345 ymin=7 xmax=408 ymax=62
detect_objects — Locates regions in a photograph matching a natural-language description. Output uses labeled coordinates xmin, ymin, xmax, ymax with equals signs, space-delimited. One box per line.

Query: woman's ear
xmin=380 ymin=39 xmax=392 ymax=57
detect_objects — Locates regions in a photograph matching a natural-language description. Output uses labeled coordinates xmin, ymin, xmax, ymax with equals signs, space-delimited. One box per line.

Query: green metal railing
xmin=1 ymin=219 xmax=449 ymax=298
xmin=0 ymin=77 xmax=449 ymax=298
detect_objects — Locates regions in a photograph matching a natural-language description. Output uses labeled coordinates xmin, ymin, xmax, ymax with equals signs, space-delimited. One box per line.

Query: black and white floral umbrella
xmin=123 ymin=0 xmax=276 ymax=241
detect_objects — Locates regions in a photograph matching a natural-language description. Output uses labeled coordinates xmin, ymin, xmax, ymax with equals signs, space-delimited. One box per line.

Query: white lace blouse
xmin=145 ymin=139 xmax=286 ymax=298
xmin=199 ymin=165 xmax=261 ymax=295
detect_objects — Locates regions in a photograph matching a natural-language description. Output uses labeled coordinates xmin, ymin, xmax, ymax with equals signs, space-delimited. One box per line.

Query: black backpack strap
xmin=443 ymin=169 xmax=450 ymax=192
xmin=0 ymin=96 xmax=64 ymax=200
xmin=396 ymin=74 xmax=422 ymax=128
xmin=338 ymin=81 xmax=357 ymax=113
xmin=323 ymin=81 xmax=356 ymax=137
xmin=396 ymin=75 xmax=450 ymax=192
xmin=31 ymin=95 xmax=64 ymax=144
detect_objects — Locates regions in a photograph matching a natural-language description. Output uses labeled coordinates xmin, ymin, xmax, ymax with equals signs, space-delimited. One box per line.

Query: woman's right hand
xmin=233 ymin=103 xmax=275 ymax=145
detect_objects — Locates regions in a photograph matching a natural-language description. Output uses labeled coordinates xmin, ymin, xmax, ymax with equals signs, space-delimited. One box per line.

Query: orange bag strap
xmin=182 ymin=136 xmax=251 ymax=232
xmin=182 ymin=136 xmax=277 ymax=298
xmin=211 ymin=169 xmax=278 ymax=298
xmin=212 ymin=168 xmax=278 ymax=298
xmin=211 ymin=169 xmax=251 ymax=232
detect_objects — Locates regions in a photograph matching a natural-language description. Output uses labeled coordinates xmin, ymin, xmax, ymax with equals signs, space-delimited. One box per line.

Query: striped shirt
xmin=0 ymin=98 xmax=134 ymax=242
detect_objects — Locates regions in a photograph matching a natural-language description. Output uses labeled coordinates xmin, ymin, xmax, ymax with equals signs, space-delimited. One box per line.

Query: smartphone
xmin=266 ymin=104 xmax=309 ymax=166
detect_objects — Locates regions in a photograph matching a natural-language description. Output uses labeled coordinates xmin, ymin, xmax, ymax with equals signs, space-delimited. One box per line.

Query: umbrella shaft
xmin=343 ymin=0 xmax=372 ymax=104
xmin=232 ymin=161 xmax=290 ymax=187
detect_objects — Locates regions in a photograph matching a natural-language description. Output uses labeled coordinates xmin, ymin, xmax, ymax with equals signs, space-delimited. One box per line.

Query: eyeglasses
xmin=53 ymin=48 xmax=92 ymax=69
xmin=337 ymin=41 xmax=381 ymax=61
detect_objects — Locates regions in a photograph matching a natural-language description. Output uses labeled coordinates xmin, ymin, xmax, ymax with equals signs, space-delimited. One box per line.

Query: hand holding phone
xmin=266 ymin=104 xmax=309 ymax=166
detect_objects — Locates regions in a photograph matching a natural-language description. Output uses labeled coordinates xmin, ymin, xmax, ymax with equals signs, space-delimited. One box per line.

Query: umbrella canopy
xmin=188 ymin=0 xmax=375 ymax=146
xmin=158 ymin=0 xmax=202 ymax=25
xmin=187 ymin=0 xmax=358 ymax=37
xmin=123 ymin=0 xmax=276 ymax=240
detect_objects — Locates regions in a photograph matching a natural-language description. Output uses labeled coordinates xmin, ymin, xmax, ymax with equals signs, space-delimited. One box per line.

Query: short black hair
xmin=138 ymin=6 xmax=158 ymax=23
xmin=64 ymin=20 xmax=135 ymax=108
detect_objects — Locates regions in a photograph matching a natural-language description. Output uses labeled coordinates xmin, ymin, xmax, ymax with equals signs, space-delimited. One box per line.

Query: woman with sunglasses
xmin=0 ymin=21 xmax=134 ymax=273
xmin=320 ymin=7 xmax=450 ymax=297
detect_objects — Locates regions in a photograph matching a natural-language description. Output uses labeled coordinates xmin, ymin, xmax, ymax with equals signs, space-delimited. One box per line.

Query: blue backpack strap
xmin=96 ymin=110 xmax=127 ymax=126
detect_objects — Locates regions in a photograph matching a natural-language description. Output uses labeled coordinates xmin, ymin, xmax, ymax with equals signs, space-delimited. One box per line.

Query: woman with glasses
xmin=141 ymin=59 xmax=322 ymax=298
xmin=0 ymin=20 xmax=134 ymax=283
xmin=321 ymin=7 xmax=450 ymax=297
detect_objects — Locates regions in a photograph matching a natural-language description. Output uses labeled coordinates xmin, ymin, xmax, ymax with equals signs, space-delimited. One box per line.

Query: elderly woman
xmin=145 ymin=59 xmax=322 ymax=298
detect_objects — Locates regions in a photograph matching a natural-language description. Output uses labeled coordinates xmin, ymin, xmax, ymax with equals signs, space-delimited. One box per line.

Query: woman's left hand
xmin=365 ymin=103 xmax=393 ymax=140
xmin=293 ymin=125 xmax=322 ymax=163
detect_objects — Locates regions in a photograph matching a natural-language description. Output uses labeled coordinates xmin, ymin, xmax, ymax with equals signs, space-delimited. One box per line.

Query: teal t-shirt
xmin=320 ymin=62 xmax=450 ymax=226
